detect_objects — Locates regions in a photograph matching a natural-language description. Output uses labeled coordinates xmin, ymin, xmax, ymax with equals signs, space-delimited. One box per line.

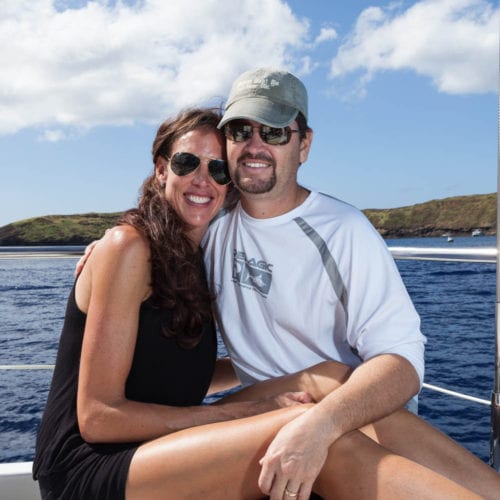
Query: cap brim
xmin=218 ymin=97 xmax=298 ymax=129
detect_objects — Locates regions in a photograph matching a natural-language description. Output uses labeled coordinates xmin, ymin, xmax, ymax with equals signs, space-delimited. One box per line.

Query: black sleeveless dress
xmin=33 ymin=261 xmax=217 ymax=499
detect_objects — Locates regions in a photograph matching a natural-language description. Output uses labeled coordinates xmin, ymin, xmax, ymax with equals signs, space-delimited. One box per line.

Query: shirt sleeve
xmin=341 ymin=211 xmax=426 ymax=386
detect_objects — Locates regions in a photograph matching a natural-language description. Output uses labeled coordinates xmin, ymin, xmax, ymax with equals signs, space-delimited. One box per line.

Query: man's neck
xmin=240 ymin=185 xmax=310 ymax=219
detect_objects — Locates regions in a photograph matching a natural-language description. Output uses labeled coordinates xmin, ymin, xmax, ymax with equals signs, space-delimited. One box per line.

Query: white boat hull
xmin=0 ymin=461 xmax=39 ymax=499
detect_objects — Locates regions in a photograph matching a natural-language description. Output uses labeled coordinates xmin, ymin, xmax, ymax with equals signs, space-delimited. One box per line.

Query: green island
xmin=0 ymin=193 xmax=496 ymax=246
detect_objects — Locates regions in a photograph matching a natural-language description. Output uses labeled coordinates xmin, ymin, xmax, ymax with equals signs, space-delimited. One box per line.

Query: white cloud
xmin=330 ymin=0 xmax=499 ymax=95
xmin=39 ymin=129 xmax=65 ymax=142
xmin=0 ymin=0 xmax=309 ymax=135
xmin=315 ymin=27 xmax=338 ymax=44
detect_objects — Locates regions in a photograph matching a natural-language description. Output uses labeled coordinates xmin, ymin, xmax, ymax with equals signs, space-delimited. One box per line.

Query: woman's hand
xmin=274 ymin=391 xmax=314 ymax=408
xmin=209 ymin=391 xmax=313 ymax=423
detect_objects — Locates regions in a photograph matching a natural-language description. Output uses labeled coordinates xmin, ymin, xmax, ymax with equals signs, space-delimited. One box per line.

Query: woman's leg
xmin=126 ymin=404 xmax=479 ymax=500
xmin=126 ymin=406 xmax=306 ymax=500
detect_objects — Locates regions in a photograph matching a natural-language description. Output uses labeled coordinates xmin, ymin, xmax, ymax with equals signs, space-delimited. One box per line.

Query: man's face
xmin=225 ymin=119 xmax=312 ymax=198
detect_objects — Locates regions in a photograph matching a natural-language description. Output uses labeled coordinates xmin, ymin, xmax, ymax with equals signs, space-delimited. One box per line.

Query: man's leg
xmin=361 ymin=409 xmax=500 ymax=500
xmin=316 ymin=430 xmax=480 ymax=500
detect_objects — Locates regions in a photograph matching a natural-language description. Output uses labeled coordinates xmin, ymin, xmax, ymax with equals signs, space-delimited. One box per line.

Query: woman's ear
xmin=155 ymin=156 xmax=168 ymax=186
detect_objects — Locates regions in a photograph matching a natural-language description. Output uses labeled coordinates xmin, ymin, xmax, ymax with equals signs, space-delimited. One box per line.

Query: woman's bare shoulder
xmin=77 ymin=224 xmax=151 ymax=310
xmin=96 ymin=225 xmax=150 ymax=262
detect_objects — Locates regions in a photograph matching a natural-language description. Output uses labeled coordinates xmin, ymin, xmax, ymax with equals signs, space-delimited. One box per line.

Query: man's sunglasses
xmin=224 ymin=121 xmax=300 ymax=146
xmin=167 ymin=152 xmax=231 ymax=185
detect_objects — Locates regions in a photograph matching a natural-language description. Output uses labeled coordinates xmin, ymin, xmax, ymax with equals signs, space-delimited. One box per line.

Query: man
xmin=206 ymin=68 xmax=423 ymax=400
xmin=202 ymin=68 xmax=497 ymax=498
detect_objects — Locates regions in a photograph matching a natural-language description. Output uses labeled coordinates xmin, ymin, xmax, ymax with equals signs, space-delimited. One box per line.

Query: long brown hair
xmin=119 ymin=108 xmax=224 ymax=348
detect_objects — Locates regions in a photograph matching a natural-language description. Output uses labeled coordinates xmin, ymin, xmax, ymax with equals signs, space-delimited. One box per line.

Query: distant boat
xmin=447 ymin=236 xmax=454 ymax=243
xmin=472 ymin=229 xmax=483 ymax=237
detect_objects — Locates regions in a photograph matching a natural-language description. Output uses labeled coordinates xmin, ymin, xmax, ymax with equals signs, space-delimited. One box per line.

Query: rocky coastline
xmin=0 ymin=193 xmax=496 ymax=246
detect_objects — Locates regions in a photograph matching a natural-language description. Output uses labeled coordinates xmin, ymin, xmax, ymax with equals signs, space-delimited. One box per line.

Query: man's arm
xmin=258 ymin=354 xmax=419 ymax=500
xmin=258 ymin=211 xmax=424 ymax=498
xmin=313 ymin=353 xmax=419 ymax=438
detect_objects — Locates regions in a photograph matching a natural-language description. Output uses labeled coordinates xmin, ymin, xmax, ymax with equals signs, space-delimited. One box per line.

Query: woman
xmin=32 ymin=108 xmax=305 ymax=497
xmin=33 ymin=108 xmax=483 ymax=500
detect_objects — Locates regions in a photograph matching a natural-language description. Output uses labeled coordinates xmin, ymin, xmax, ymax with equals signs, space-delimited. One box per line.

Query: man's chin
xmin=235 ymin=175 xmax=276 ymax=195
xmin=237 ymin=182 xmax=275 ymax=195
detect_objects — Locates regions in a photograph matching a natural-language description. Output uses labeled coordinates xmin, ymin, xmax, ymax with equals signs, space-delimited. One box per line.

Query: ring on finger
xmin=284 ymin=487 xmax=299 ymax=497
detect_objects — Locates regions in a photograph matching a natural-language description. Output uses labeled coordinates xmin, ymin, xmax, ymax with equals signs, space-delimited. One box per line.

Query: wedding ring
xmin=284 ymin=487 xmax=298 ymax=497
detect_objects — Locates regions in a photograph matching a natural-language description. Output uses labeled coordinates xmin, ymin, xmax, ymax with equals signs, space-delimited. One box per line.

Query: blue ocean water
xmin=0 ymin=237 xmax=497 ymax=464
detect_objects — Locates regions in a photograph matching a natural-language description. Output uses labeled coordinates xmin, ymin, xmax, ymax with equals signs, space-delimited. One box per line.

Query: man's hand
xmin=258 ymin=409 xmax=329 ymax=500
xmin=74 ymin=240 xmax=99 ymax=277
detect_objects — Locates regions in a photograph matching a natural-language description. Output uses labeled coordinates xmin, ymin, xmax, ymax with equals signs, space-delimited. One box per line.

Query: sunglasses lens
xmin=261 ymin=126 xmax=289 ymax=145
xmin=208 ymin=160 xmax=231 ymax=185
xmin=225 ymin=122 xmax=252 ymax=143
xmin=225 ymin=122 xmax=290 ymax=145
xmin=170 ymin=152 xmax=229 ymax=185
xmin=170 ymin=152 xmax=200 ymax=176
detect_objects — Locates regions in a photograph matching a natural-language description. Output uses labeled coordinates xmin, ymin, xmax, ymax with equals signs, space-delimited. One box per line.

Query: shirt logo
xmin=237 ymin=77 xmax=280 ymax=92
xmin=232 ymin=250 xmax=273 ymax=297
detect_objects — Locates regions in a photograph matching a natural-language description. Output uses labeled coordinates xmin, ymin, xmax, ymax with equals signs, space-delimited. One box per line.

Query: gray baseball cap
xmin=218 ymin=68 xmax=308 ymax=129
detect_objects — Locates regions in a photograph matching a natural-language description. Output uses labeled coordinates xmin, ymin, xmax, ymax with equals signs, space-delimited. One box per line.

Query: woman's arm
xmin=75 ymin=226 xmax=309 ymax=444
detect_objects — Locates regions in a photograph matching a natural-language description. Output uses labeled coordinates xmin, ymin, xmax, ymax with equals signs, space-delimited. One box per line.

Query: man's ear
xmin=299 ymin=129 xmax=313 ymax=165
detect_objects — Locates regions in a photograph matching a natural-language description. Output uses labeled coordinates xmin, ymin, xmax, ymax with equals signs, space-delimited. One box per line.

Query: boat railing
xmin=393 ymin=245 xmax=499 ymax=471
xmin=1 ymin=245 xmax=499 ymax=470
xmin=389 ymin=246 xmax=497 ymax=263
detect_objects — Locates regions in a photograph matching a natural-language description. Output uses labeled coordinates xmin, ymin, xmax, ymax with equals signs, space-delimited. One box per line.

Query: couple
xmin=33 ymin=68 xmax=500 ymax=499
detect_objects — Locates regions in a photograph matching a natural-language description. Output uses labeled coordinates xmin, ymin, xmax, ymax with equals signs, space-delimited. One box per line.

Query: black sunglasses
xmin=167 ymin=152 xmax=231 ymax=185
xmin=224 ymin=120 xmax=300 ymax=146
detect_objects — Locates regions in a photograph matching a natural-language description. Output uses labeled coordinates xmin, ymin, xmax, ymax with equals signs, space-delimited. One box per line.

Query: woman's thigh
xmin=126 ymin=406 xmax=306 ymax=500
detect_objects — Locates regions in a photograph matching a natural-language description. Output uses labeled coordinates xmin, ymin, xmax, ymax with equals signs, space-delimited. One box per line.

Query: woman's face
xmin=156 ymin=128 xmax=227 ymax=244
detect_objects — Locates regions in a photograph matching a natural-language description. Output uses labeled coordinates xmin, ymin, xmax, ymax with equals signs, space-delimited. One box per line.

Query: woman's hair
xmin=119 ymin=108 xmax=228 ymax=348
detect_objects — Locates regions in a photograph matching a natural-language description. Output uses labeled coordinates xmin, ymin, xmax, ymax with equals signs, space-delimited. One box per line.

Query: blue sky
xmin=0 ymin=0 xmax=497 ymax=228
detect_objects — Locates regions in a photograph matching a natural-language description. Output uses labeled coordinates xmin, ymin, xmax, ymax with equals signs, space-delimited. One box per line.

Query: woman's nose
xmin=191 ymin=162 xmax=211 ymax=185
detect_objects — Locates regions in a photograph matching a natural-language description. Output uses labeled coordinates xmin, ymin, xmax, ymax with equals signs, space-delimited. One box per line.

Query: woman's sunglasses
xmin=224 ymin=120 xmax=300 ymax=146
xmin=167 ymin=152 xmax=231 ymax=185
